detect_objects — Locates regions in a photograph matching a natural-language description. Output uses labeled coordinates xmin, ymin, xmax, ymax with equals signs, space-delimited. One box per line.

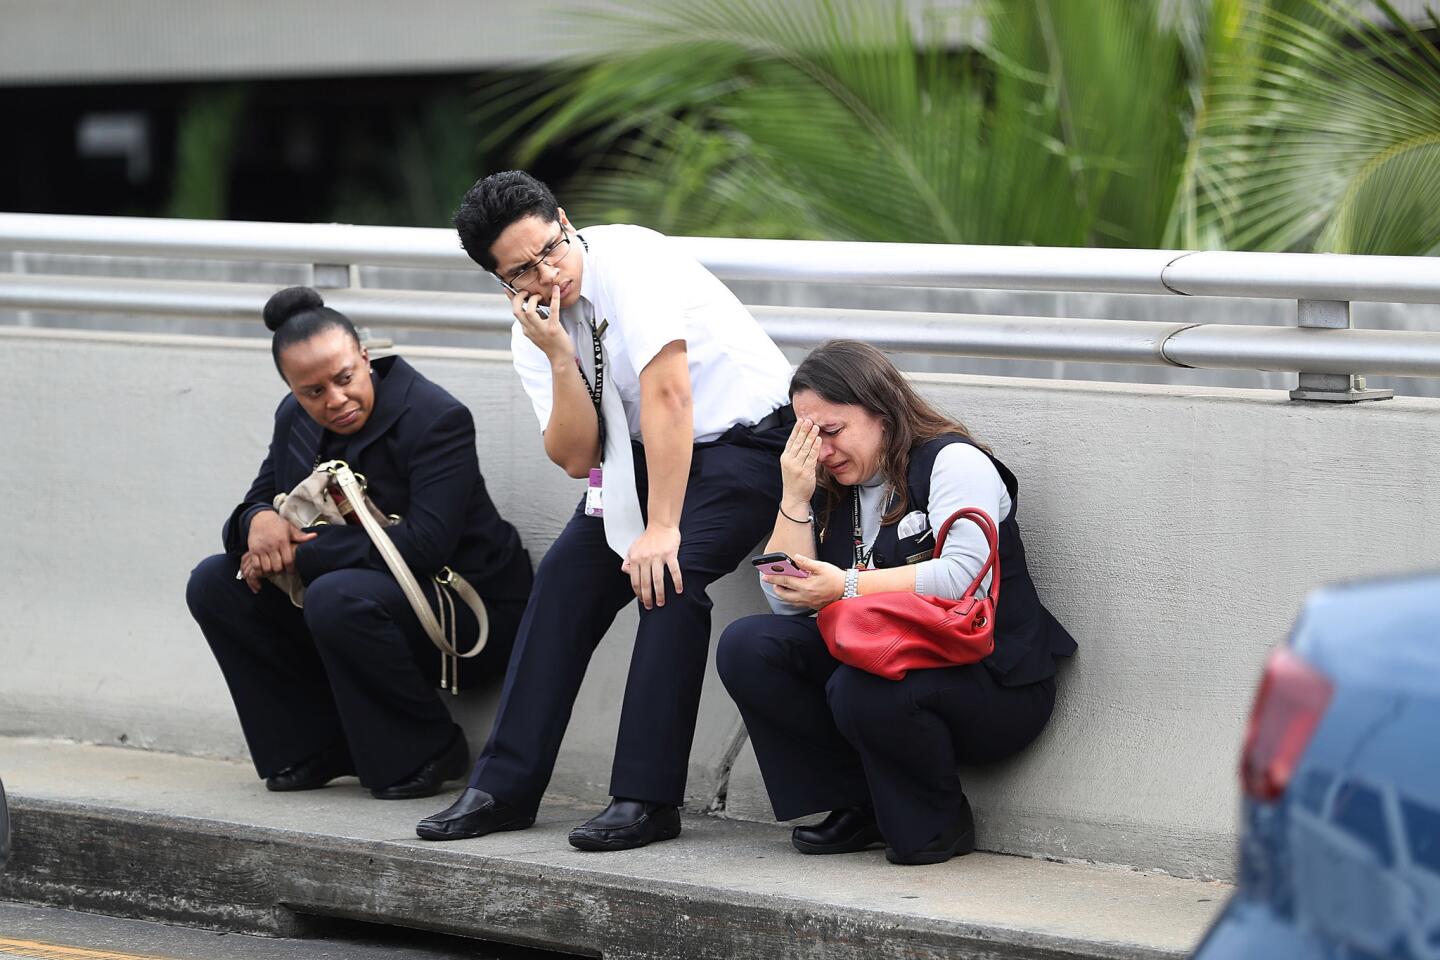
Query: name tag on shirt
xmin=585 ymin=468 xmax=604 ymax=517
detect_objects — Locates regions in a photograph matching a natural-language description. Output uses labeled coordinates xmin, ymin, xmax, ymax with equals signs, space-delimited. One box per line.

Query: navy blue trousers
xmin=469 ymin=434 xmax=783 ymax=809
xmin=717 ymin=614 xmax=1056 ymax=857
xmin=187 ymin=555 xmax=522 ymax=788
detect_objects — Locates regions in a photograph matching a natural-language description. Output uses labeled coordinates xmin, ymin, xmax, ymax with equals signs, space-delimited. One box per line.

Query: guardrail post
xmin=10 ymin=251 xmax=33 ymax=327
xmin=311 ymin=263 xmax=355 ymax=289
xmin=1288 ymin=299 xmax=1393 ymax=403
xmin=311 ymin=262 xmax=392 ymax=352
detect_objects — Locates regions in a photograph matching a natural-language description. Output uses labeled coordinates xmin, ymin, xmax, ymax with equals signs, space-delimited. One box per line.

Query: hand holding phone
xmin=510 ymin=283 xmax=568 ymax=360
xmin=751 ymin=552 xmax=811 ymax=578
xmin=495 ymin=274 xmax=550 ymax=319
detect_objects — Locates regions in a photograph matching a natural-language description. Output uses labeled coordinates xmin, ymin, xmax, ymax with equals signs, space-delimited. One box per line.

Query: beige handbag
xmin=269 ymin=459 xmax=488 ymax=693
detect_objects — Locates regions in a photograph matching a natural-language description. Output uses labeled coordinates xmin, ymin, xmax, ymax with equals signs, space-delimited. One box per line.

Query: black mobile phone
xmin=493 ymin=276 xmax=550 ymax=318
xmin=751 ymin=552 xmax=810 ymax=578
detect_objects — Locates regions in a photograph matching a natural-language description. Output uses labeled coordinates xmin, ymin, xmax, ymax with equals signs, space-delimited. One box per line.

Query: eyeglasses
xmin=498 ymin=228 xmax=572 ymax=294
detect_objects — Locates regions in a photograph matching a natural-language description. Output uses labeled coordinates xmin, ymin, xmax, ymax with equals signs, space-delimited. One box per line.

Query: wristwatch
xmin=842 ymin=567 xmax=860 ymax=600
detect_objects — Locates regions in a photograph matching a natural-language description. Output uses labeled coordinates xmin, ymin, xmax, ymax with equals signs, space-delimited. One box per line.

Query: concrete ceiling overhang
xmin=1 ymin=0 xmax=1429 ymax=87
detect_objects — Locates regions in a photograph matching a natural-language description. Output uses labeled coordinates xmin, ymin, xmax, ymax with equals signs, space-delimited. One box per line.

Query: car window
xmin=1298 ymin=768 xmax=1334 ymax=815
xmin=1401 ymin=795 xmax=1440 ymax=877
xmin=1332 ymin=781 xmax=1394 ymax=869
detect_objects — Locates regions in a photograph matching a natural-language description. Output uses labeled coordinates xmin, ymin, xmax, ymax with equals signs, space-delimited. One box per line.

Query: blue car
xmin=1194 ymin=574 xmax=1440 ymax=959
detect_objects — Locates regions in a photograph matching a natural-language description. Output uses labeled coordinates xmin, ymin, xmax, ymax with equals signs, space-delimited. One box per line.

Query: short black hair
xmin=453 ymin=170 xmax=561 ymax=272
xmin=262 ymin=286 xmax=361 ymax=378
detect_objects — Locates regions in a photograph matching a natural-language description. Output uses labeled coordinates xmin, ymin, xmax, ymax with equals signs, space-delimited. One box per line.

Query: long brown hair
xmin=790 ymin=340 xmax=988 ymax=526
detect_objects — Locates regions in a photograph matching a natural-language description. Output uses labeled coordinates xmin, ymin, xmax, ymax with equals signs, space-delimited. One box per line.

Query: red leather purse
xmin=817 ymin=508 xmax=999 ymax=681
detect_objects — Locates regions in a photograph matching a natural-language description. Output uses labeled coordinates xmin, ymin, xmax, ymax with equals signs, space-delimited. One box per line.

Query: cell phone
xmin=492 ymin=275 xmax=550 ymax=318
xmin=751 ymin=552 xmax=810 ymax=578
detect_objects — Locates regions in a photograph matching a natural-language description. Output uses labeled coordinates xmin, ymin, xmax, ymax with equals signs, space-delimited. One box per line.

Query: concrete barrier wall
xmin=0 ymin=328 xmax=754 ymax=812
xmin=2 ymin=327 xmax=1437 ymax=880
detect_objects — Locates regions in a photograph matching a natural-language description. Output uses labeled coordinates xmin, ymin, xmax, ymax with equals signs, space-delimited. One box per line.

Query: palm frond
xmin=472 ymin=0 xmax=1200 ymax=246
xmin=1184 ymin=0 xmax=1440 ymax=254
xmin=472 ymin=0 xmax=1437 ymax=257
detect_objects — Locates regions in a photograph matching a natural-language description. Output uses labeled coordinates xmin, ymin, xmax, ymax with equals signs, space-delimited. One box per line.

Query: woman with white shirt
xmin=717 ymin=340 xmax=1076 ymax=866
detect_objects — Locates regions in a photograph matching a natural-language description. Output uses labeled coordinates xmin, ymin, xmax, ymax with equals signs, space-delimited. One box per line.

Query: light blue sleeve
xmin=912 ymin=444 xmax=1012 ymax=600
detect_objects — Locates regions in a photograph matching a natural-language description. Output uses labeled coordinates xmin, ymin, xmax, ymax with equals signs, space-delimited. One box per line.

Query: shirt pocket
xmin=894 ymin=523 xmax=936 ymax=565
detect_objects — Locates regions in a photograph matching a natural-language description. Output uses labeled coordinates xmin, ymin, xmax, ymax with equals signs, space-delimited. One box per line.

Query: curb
xmin=0 ymin=797 xmax=1182 ymax=960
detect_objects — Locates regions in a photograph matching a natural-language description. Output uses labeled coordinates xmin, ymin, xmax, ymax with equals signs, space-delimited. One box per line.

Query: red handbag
xmin=817 ymin=508 xmax=999 ymax=681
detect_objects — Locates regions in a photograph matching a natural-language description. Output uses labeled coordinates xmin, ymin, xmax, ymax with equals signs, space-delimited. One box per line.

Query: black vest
xmin=813 ymin=435 xmax=1076 ymax=687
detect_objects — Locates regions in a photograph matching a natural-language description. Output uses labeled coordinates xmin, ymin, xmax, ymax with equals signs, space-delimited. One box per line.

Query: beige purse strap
xmin=435 ymin=567 xmax=489 ymax=657
xmin=324 ymin=461 xmax=488 ymax=660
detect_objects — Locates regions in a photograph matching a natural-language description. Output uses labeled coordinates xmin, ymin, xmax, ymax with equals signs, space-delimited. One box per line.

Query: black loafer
xmin=265 ymin=746 xmax=355 ymax=792
xmin=568 ymin=798 xmax=681 ymax=852
xmin=372 ymin=729 xmax=469 ymax=800
xmin=886 ymin=795 xmax=976 ymax=866
xmin=416 ymin=788 xmax=536 ymax=841
xmin=791 ymin=807 xmax=884 ymax=855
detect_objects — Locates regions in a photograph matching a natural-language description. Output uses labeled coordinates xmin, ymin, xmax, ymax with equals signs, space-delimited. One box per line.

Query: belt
xmin=701 ymin=404 xmax=793 ymax=451
xmin=748 ymin=404 xmax=794 ymax=434
xmin=691 ymin=405 xmax=795 ymax=450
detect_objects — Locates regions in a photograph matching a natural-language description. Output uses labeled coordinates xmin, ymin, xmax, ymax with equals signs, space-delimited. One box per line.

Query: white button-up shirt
xmin=511 ymin=224 xmax=792 ymax=442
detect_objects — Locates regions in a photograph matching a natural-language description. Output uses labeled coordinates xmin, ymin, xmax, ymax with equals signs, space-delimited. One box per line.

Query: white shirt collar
xmin=575 ymin=228 xmax=598 ymax=308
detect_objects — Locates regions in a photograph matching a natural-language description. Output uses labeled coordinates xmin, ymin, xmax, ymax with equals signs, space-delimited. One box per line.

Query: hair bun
xmin=263 ymin=286 xmax=325 ymax=332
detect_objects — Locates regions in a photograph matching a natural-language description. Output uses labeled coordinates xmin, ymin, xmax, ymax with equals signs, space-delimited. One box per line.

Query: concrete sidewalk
xmin=0 ymin=737 xmax=1225 ymax=960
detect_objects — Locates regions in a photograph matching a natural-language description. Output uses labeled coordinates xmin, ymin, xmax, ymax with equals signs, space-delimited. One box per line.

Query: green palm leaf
xmin=1183 ymin=0 xmax=1440 ymax=254
xmin=475 ymin=0 xmax=1195 ymax=246
xmin=476 ymin=0 xmax=1435 ymax=256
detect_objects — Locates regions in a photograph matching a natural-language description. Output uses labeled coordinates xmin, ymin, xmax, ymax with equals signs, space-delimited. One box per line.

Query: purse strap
xmin=930 ymin=507 xmax=1000 ymax=609
xmin=323 ymin=461 xmax=488 ymax=662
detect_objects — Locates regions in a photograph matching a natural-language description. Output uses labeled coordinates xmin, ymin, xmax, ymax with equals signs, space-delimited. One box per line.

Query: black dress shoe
xmin=265 ymin=747 xmax=355 ymax=792
xmin=886 ymin=795 xmax=976 ymax=866
xmin=416 ymin=788 xmax=536 ymax=841
xmin=791 ymin=807 xmax=884 ymax=855
xmin=568 ymin=798 xmax=681 ymax=852
xmin=372 ymin=729 xmax=469 ymax=800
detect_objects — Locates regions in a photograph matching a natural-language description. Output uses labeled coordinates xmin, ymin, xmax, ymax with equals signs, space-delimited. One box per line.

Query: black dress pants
xmin=187 ymin=555 xmax=521 ymax=788
xmin=717 ymin=613 xmax=1056 ymax=857
xmin=468 ymin=435 xmax=782 ymax=810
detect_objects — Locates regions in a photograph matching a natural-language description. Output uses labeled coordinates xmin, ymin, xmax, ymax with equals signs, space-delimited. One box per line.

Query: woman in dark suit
xmin=187 ymin=287 xmax=532 ymax=800
xmin=718 ymin=341 xmax=1076 ymax=865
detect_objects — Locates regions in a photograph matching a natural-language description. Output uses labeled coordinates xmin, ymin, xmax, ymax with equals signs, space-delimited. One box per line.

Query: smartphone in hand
xmin=751 ymin=552 xmax=810 ymax=578
xmin=494 ymin=276 xmax=550 ymax=318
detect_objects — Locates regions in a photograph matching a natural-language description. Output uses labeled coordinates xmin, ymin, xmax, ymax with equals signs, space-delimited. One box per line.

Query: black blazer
xmin=222 ymin=355 xmax=530 ymax=602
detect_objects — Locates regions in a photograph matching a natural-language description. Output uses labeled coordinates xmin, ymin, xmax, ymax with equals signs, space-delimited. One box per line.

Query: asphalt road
xmin=0 ymin=902 xmax=581 ymax=960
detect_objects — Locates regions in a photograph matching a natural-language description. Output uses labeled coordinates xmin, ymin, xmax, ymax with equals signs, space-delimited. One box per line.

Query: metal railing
xmin=3 ymin=213 xmax=1439 ymax=401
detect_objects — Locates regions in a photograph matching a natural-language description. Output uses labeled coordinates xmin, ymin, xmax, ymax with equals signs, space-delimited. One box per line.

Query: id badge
xmin=585 ymin=468 xmax=604 ymax=517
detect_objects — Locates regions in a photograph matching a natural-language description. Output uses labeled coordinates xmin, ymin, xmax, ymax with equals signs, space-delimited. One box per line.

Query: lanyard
xmin=851 ymin=484 xmax=893 ymax=570
xmin=570 ymin=232 xmax=609 ymax=453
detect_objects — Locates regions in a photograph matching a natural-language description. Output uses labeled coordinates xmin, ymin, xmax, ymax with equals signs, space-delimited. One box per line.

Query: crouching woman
xmin=187 ymin=287 xmax=532 ymax=799
xmin=717 ymin=340 xmax=1076 ymax=865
